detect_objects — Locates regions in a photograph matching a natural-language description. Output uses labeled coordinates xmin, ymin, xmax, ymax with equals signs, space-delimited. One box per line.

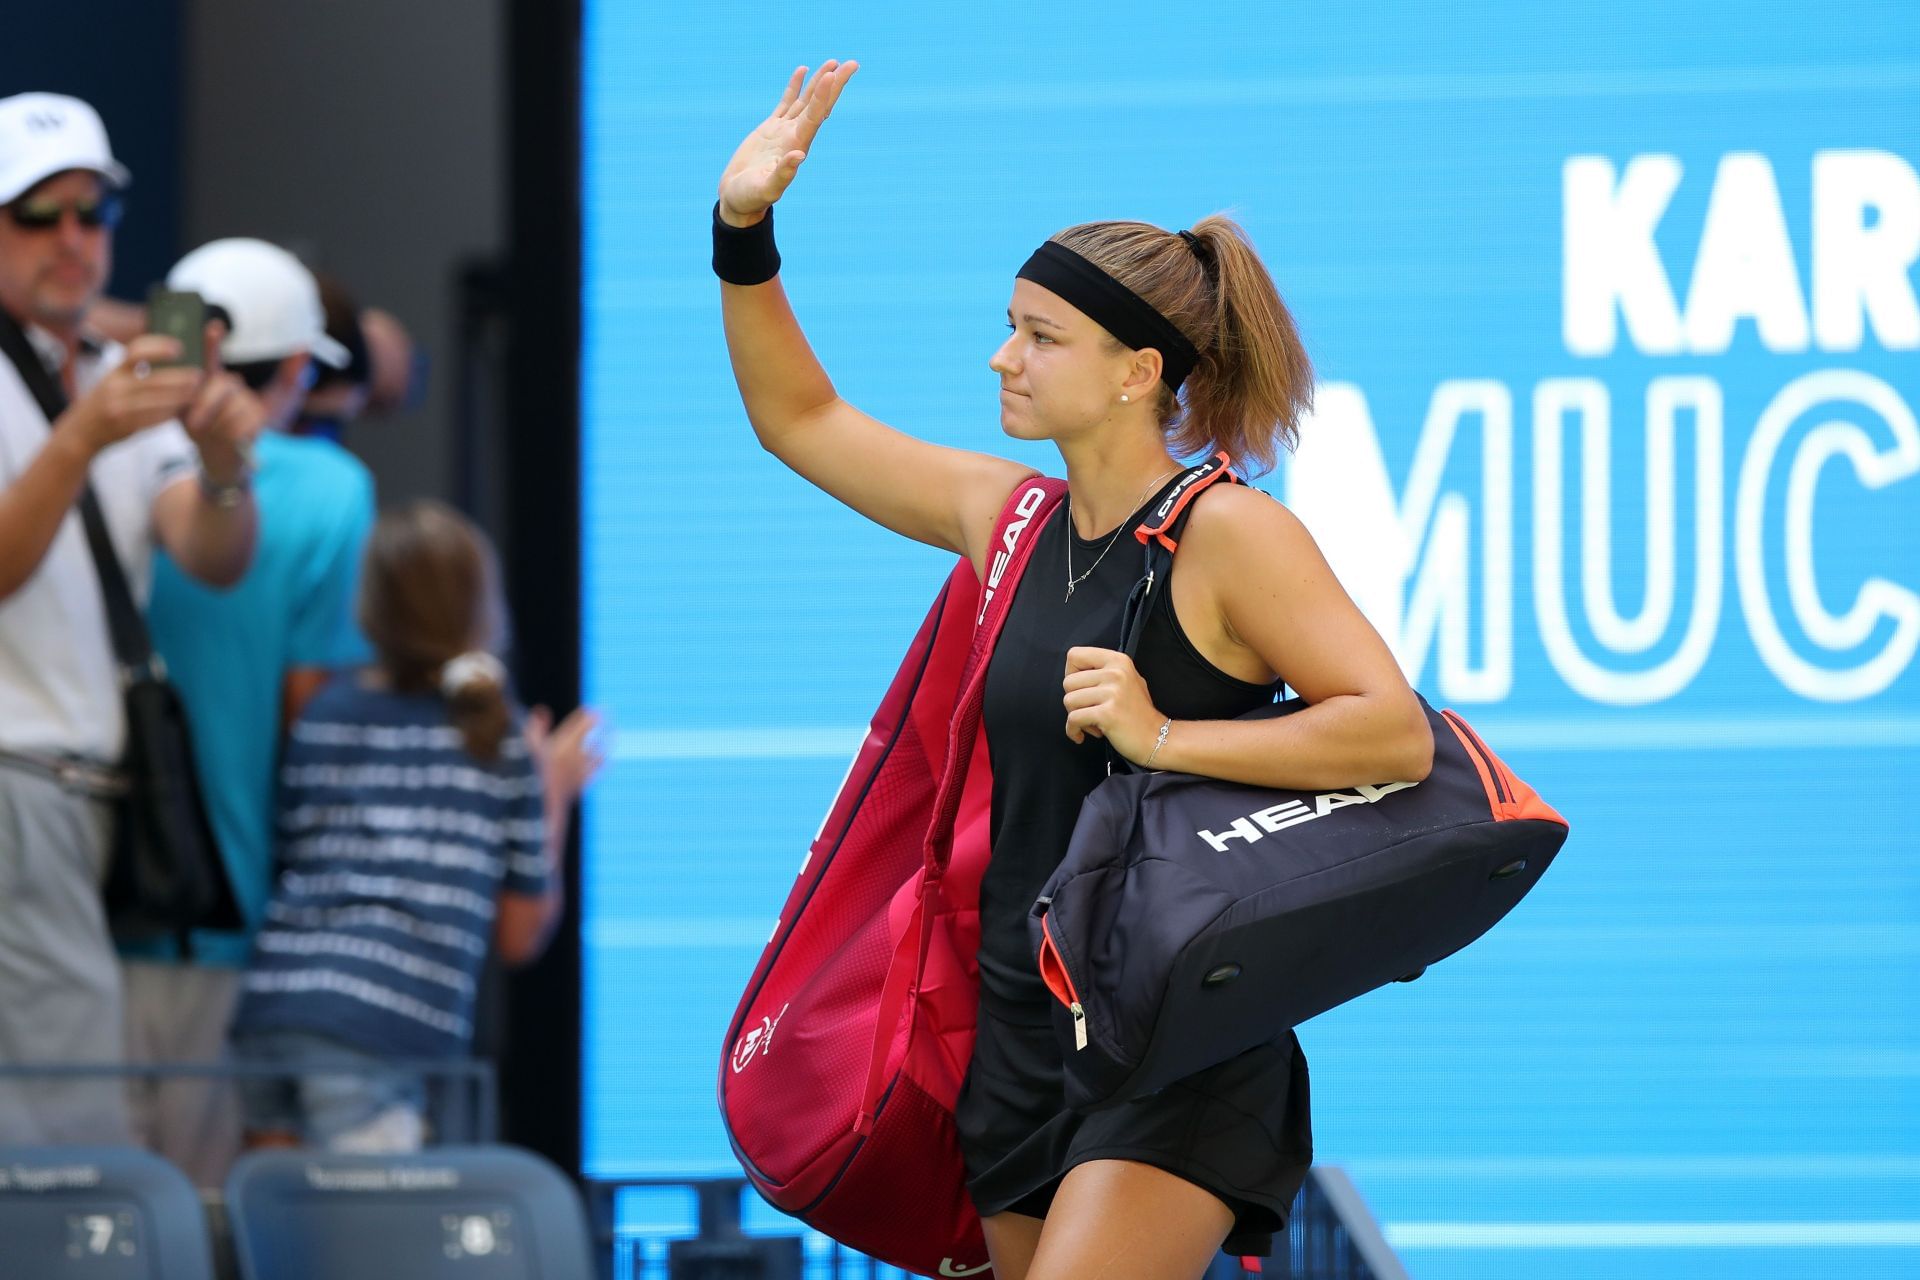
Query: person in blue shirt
xmin=230 ymin=499 xmax=600 ymax=1152
xmin=123 ymin=238 xmax=374 ymax=1185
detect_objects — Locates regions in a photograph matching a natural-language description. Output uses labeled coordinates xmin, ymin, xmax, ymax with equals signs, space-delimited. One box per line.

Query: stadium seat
xmin=224 ymin=1145 xmax=593 ymax=1280
xmin=0 ymin=1145 xmax=215 ymax=1279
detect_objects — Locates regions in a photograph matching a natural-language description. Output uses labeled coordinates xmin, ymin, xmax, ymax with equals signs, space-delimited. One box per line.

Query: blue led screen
xmin=582 ymin=7 xmax=1920 ymax=1276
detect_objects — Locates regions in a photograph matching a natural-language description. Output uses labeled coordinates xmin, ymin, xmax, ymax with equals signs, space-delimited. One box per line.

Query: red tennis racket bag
xmin=719 ymin=478 xmax=1065 ymax=1279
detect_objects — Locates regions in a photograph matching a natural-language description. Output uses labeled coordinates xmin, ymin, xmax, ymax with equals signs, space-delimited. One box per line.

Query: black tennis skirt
xmin=955 ymin=994 xmax=1314 ymax=1256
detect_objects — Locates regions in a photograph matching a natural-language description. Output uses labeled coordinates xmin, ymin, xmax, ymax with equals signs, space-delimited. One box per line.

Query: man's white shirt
xmin=0 ymin=329 xmax=194 ymax=759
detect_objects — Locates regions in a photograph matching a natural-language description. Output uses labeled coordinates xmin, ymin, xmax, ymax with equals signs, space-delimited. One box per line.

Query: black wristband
xmin=712 ymin=201 xmax=781 ymax=285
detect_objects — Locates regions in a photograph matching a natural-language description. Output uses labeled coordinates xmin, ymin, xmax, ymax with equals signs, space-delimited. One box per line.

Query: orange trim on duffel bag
xmin=1495 ymin=767 xmax=1565 ymax=826
xmin=1440 ymin=711 xmax=1501 ymax=810
xmin=1037 ymin=914 xmax=1081 ymax=1011
xmin=1440 ymin=709 xmax=1565 ymax=826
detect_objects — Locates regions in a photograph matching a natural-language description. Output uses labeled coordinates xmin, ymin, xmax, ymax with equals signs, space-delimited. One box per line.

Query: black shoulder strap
xmin=1116 ymin=451 xmax=1243 ymax=661
xmin=1100 ymin=453 xmax=1246 ymax=777
xmin=0 ymin=307 xmax=157 ymax=674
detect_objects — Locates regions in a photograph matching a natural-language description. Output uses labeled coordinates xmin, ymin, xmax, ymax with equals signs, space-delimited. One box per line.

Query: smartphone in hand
xmin=144 ymin=286 xmax=206 ymax=367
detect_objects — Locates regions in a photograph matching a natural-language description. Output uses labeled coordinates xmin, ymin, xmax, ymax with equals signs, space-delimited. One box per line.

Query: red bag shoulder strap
xmin=923 ymin=476 xmax=1066 ymax=876
xmin=854 ymin=476 xmax=1067 ymax=1135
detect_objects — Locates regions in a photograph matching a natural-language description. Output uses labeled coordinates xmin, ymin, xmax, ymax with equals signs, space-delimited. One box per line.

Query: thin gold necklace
xmin=1064 ymin=467 xmax=1180 ymax=602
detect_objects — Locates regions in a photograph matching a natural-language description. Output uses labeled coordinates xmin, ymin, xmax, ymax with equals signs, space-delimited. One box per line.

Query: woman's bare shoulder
xmin=1179 ymin=480 xmax=1313 ymax=558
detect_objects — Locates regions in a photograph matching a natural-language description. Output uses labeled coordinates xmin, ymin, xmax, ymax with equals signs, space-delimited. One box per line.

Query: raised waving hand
xmin=713 ymin=57 xmax=1032 ymax=569
xmin=717 ymin=60 xmax=858 ymax=227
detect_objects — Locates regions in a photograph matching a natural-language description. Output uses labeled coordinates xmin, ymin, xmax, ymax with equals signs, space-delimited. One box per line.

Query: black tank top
xmin=979 ymin=479 xmax=1281 ymax=1015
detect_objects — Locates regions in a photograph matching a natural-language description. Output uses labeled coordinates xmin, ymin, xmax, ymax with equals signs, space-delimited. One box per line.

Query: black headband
xmin=1015 ymin=240 xmax=1201 ymax=392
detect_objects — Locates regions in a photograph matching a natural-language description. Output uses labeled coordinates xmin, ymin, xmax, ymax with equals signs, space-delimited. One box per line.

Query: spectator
xmin=229 ymin=500 xmax=600 ymax=1152
xmin=120 ymin=238 xmax=376 ymax=1185
xmin=293 ymin=274 xmax=372 ymax=442
xmin=92 ymin=271 xmax=425 ymax=446
xmin=295 ymin=274 xmax=422 ymax=443
xmin=0 ymin=92 xmax=260 ymax=1144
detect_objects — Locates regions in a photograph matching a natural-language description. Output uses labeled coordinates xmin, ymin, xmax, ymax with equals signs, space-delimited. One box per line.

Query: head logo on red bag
xmin=730 ymin=1002 xmax=790 ymax=1074
xmin=978 ymin=484 xmax=1051 ymax=624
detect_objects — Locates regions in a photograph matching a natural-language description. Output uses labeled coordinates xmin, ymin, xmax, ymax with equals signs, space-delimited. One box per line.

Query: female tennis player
xmin=715 ymin=60 xmax=1432 ymax=1280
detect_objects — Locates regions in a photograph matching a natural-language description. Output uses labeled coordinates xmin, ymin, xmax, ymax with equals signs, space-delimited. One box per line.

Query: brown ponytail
xmin=1048 ymin=214 xmax=1313 ymax=475
xmin=444 ymin=666 xmax=511 ymax=764
xmin=357 ymin=499 xmax=512 ymax=762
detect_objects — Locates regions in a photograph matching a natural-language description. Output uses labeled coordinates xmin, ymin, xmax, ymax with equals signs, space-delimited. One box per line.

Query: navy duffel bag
xmin=1030 ymin=467 xmax=1570 ymax=1112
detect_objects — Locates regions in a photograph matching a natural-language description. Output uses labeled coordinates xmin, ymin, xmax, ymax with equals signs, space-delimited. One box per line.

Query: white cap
xmin=166 ymin=238 xmax=350 ymax=369
xmin=0 ymin=93 xmax=132 ymax=206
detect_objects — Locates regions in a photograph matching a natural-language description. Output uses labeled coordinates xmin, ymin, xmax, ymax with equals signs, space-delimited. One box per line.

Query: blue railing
xmin=0 ymin=1059 xmax=499 ymax=1150
xmin=589 ymin=1166 xmax=1409 ymax=1280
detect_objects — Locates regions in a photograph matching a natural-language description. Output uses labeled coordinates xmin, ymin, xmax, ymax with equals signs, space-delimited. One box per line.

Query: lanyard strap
xmin=0 ymin=309 xmax=158 ymax=680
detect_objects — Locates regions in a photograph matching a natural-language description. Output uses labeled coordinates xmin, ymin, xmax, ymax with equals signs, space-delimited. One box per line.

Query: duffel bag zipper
xmin=1037 ymin=908 xmax=1089 ymax=1051
xmin=1441 ymin=709 xmax=1511 ymax=805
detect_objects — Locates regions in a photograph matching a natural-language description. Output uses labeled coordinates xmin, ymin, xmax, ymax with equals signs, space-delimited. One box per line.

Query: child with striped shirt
xmin=230 ymin=499 xmax=601 ymax=1151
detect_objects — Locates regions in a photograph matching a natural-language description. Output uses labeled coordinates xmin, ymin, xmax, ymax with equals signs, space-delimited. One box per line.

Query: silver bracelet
xmin=196 ymin=466 xmax=253 ymax=509
xmin=1144 ymin=717 xmax=1172 ymax=770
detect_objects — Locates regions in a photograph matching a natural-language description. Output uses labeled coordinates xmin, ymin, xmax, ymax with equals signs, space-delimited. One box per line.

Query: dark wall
xmin=181 ymin=0 xmax=507 ymax=503
xmin=0 ymin=1 xmax=183 ymax=301
xmin=497 ymin=0 xmax=582 ymax=1179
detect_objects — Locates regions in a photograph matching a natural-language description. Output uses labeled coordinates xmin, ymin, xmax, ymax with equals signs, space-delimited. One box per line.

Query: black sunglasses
xmin=6 ymin=192 xmax=125 ymax=232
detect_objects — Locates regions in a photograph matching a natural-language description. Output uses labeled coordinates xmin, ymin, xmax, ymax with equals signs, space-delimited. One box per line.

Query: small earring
xmin=1120 ymin=394 xmax=1130 ymax=403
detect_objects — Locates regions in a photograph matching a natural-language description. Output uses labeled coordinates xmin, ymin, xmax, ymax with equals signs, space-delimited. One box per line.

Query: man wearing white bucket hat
xmin=121 ymin=237 xmax=377 ymax=1184
xmin=0 ymin=92 xmax=262 ymax=1146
